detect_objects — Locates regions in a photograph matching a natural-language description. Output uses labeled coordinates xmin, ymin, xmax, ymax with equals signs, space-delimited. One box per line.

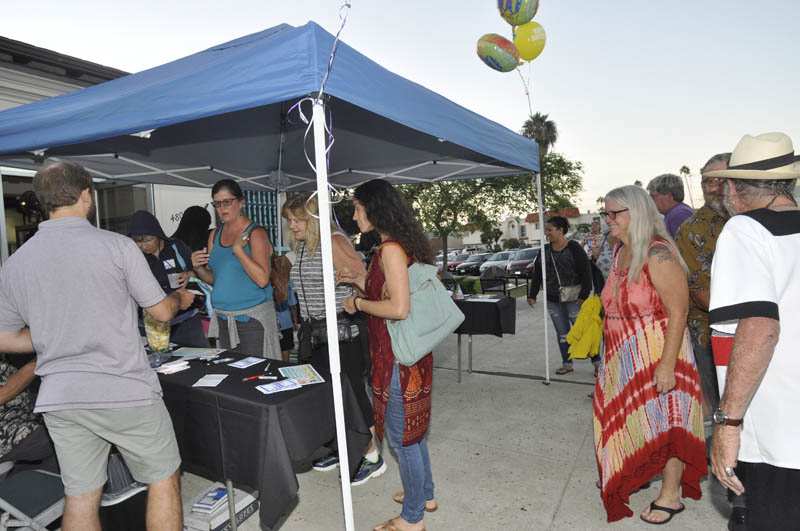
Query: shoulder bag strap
xmin=549 ymin=247 xmax=563 ymax=288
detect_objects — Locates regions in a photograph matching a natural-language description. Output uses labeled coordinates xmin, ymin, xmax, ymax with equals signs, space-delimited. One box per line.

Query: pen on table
xmin=210 ymin=357 xmax=235 ymax=365
xmin=264 ymin=362 xmax=271 ymax=373
xmin=242 ymin=375 xmax=278 ymax=382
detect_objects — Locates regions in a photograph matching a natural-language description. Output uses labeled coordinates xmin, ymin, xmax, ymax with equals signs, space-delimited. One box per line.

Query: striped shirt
xmin=290 ymin=240 xmax=352 ymax=320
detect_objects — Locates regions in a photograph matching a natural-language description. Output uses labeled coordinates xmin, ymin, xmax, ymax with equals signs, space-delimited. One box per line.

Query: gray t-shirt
xmin=0 ymin=216 xmax=166 ymax=412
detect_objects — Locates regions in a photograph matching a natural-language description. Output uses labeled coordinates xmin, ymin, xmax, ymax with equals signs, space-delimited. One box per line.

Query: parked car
xmin=446 ymin=252 xmax=472 ymax=273
xmin=455 ymin=252 xmax=492 ymax=276
xmin=506 ymin=248 xmax=540 ymax=277
xmin=479 ymin=251 xmax=514 ymax=276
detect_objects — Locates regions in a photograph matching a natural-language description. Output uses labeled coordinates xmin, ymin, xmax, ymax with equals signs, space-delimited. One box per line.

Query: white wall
xmin=152 ymin=184 xmax=215 ymax=236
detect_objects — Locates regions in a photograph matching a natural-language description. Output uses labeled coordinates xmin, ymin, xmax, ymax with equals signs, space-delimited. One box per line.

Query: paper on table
xmin=278 ymin=364 xmax=325 ymax=386
xmin=172 ymin=347 xmax=226 ymax=360
xmin=228 ymin=357 xmax=266 ymax=369
xmin=192 ymin=374 xmax=228 ymax=388
xmin=467 ymin=298 xmax=503 ymax=303
xmin=255 ymin=378 xmax=301 ymax=394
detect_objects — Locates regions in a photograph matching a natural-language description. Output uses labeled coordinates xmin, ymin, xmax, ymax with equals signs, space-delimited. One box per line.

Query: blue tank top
xmin=209 ymin=222 xmax=273 ymax=311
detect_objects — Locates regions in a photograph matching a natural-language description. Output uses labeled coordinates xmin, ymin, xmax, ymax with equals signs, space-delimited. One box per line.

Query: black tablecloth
xmin=159 ymin=355 xmax=370 ymax=531
xmin=454 ymin=296 xmax=517 ymax=336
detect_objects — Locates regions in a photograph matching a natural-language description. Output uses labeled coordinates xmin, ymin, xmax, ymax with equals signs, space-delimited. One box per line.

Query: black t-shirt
xmin=528 ymin=240 xmax=593 ymax=303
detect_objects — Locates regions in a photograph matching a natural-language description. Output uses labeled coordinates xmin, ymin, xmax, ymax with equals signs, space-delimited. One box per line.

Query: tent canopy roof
xmin=0 ymin=22 xmax=538 ymax=190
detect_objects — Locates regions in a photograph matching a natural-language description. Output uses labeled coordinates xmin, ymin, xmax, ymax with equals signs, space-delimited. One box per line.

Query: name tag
xmin=163 ymin=258 xmax=176 ymax=269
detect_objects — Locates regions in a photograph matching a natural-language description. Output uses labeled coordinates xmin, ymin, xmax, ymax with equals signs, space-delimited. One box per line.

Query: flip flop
xmin=392 ymin=491 xmax=438 ymax=512
xmin=640 ymin=501 xmax=685 ymax=525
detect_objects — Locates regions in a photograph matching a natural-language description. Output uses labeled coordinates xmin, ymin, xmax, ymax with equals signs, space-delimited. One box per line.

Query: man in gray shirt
xmin=0 ymin=162 xmax=192 ymax=531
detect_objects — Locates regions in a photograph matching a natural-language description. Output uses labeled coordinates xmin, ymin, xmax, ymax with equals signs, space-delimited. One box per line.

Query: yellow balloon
xmin=514 ymin=21 xmax=547 ymax=62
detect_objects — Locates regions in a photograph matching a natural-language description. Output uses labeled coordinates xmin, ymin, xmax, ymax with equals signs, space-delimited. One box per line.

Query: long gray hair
xmin=605 ymin=185 xmax=686 ymax=282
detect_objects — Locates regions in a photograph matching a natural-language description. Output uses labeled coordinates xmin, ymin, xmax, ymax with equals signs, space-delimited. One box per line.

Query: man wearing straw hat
xmin=706 ymin=132 xmax=800 ymax=530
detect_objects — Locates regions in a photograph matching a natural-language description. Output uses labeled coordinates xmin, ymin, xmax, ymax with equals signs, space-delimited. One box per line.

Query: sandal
xmin=373 ymin=517 xmax=426 ymax=531
xmin=640 ymin=501 xmax=685 ymax=525
xmin=555 ymin=366 xmax=574 ymax=375
xmin=392 ymin=491 xmax=438 ymax=512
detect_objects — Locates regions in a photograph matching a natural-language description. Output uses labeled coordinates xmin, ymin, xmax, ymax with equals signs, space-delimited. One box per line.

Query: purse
xmin=387 ymin=263 xmax=465 ymax=366
xmin=550 ymin=247 xmax=581 ymax=303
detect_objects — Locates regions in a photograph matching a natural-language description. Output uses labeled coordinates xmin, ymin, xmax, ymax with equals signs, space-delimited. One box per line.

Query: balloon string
xmin=516 ymin=63 xmax=534 ymax=118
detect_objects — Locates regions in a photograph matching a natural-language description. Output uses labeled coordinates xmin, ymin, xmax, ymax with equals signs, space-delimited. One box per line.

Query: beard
xmin=721 ymin=186 xmax=738 ymax=217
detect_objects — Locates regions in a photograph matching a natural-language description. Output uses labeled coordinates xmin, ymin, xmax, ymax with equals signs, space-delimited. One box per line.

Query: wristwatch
xmin=712 ymin=408 xmax=743 ymax=427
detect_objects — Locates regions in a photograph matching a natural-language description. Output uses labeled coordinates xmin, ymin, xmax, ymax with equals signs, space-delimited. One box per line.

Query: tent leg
xmin=93 ymin=189 xmax=101 ymax=228
xmin=0 ymin=169 xmax=8 ymax=265
xmin=312 ymin=99 xmax=355 ymax=531
xmin=534 ymin=173 xmax=550 ymax=386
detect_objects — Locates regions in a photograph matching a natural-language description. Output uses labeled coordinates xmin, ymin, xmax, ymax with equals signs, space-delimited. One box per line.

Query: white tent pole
xmin=0 ymin=168 xmax=8 ymax=265
xmin=276 ymin=128 xmax=286 ymax=251
xmin=312 ymin=98 xmax=355 ymax=531
xmin=535 ymin=172 xmax=550 ymax=385
xmin=93 ymin=189 xmax=101 ymax=228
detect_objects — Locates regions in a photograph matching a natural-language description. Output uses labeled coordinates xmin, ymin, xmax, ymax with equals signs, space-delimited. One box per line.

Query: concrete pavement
xmin=182 ymin=301 xmax=730 ymax=530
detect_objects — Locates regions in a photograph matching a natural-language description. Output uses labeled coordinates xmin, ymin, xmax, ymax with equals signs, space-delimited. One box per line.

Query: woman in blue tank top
xmin=191 ymin=179 xmax=281 ymax=358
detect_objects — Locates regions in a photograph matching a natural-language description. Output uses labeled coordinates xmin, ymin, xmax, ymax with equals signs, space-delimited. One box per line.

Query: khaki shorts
xmin=43 ymin=400 xmax=181 ymax=496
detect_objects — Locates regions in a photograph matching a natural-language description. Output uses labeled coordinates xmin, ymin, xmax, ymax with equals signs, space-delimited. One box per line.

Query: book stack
xmin=184 ymin=484 xmax=259 ymax=531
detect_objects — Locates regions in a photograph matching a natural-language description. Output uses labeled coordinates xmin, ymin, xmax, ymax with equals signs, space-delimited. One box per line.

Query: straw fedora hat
xmin=703 ymin=132 xmax=800 ymax=180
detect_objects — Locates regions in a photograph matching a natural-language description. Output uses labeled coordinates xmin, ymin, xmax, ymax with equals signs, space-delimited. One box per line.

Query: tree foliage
xmin=399 ymin=152 xmax=584 ymax=268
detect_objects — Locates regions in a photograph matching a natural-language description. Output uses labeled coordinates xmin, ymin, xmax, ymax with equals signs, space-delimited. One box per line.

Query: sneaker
xmin=312 ymin=454 xmax=340 ymax=472
xmin=351 ymin=455 xmax=387 ymax=486
xmin=100 ymin=481 xmax=147 ymax=506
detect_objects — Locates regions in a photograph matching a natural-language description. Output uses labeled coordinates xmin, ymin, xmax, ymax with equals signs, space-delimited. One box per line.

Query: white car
xmin=478 ymin=251 xmax=514 ymax=276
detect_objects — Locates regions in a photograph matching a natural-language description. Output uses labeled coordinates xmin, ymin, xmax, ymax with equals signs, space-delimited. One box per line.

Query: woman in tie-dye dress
xmin=594 ymin=185 xmax=706 ymax=524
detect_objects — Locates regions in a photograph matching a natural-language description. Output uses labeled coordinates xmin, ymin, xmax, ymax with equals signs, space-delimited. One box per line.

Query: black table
xmin=159 ymin=355 xmax=370 ymax=531
xmin=453 ymin=296 xmax=517 ymax=382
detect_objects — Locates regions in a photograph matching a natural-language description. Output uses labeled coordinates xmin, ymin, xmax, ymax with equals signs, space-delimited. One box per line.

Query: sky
xmin=4 ymin=0 xmax=799 ymax=213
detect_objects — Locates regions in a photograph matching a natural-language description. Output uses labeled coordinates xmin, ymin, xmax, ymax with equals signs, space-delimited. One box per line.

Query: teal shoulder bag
xmin=387 ymin=263 xmax=465 ymax=366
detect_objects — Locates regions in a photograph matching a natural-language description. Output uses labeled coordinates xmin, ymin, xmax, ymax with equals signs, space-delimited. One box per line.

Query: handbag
xmin=550 ymin=247 xmax=581 ymax=303
xmin=387 ymin=263 xmax=465 ymax=366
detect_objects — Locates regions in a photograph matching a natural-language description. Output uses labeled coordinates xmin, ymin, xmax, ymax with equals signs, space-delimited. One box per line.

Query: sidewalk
xmin=182 ymin=302 xmax=730 ymax=530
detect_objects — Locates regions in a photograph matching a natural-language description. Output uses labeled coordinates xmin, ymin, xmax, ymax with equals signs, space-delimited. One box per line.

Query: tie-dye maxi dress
xmin=593 ymin=240 xmax=706 ymax=522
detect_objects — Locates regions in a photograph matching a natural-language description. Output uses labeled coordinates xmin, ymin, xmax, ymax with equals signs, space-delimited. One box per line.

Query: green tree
xmin=400 ymin=152 xmax=583 ymax=268
xmin=503 ymin=238 xmax=521 ymax=250
xmin=522 ymin=112 xmax=558 ymax=166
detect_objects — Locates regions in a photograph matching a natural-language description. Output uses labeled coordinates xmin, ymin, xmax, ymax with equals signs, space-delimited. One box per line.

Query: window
xmin=520 ymin=225 xmax=527 ymax=238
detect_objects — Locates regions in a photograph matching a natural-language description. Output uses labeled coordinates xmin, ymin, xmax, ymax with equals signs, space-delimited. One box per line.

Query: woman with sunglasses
xmin=192 ymin=179 xmax=281 ymax=358
xmin=594 ymin=185 xmax=705 ymax=524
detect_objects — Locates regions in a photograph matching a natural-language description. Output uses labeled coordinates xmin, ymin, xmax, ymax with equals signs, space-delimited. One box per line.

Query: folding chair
xmin=0 ymin=469 xmax=64 ymax=530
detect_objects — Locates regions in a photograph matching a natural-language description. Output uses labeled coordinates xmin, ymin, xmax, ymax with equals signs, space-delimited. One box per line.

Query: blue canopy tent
xmin=0 ymin=21 xmax=545 ymax=530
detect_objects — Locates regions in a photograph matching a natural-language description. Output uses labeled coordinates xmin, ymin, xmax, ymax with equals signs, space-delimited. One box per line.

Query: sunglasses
xmin=211 ymin=198 xmax=239 ymax=209
xmin=599 ymin=208 xmax=629 ymax=220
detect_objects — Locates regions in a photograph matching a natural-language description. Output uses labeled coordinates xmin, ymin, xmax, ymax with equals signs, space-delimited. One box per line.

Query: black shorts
xmin=279 ymin=327 xmax=294 ymax=351
xmin=737 ymin=461 xmax=800 ymax=531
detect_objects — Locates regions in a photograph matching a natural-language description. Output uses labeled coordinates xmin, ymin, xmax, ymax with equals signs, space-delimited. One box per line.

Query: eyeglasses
xmin=211 ymin=198 xmax=238 ymax=209
xmin=132 ymin=235 xmax=158 ymax=244
xmin=599 ymin=208 xmax=629 ymax=220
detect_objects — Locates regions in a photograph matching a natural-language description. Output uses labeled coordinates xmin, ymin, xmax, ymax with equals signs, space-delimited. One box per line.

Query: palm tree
xmin=522 ymin=112 xmax=558 ymax=164
xmin=679 ymin=165 xmax=695 ymax=207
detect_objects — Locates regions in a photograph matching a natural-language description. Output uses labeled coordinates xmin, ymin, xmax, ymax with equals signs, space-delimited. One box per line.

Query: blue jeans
xmin=546 ymin=301 xmax=581 ymax=365
xmin=385 ymin=364 xmax=434 ymax=524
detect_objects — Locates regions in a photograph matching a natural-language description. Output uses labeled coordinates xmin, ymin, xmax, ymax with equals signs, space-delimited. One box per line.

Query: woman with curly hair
xmin=340 ymin=179 xmax=436 ymax=531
